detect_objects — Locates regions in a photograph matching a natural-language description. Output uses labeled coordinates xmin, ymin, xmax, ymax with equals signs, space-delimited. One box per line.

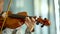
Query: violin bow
xmin=0 ymin=0 xmax=12 ymax=34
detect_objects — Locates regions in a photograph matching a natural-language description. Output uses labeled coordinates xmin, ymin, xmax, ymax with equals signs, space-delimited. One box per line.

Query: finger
xmin=25 ymin=17 xmax=31 ymax=26
xmin=25 ymin=17 xmax=31 ymax=22
xmin=30 ymin=17 xmax=35 ymax=22
xmin=32 ymin=17 xmax=35 ymax=22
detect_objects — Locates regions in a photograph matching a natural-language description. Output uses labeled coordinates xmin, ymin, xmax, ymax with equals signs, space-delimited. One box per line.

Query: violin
xmin=0 ymin=11 xmax=51 ymax=32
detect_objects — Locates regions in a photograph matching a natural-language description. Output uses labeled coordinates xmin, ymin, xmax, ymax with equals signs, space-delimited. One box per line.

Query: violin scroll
xmin=44 ymin=18 xmax=50 ymax=26
xmin=37 ymin=17 xmax=51 ymax=27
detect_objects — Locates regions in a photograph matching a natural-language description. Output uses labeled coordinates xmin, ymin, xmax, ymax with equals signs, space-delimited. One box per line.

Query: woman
xmin=0 ymin=0 xmax=35 ymax=34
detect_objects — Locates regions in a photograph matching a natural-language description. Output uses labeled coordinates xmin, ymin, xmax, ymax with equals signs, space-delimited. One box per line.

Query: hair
xmin=0 ymin=0 xmax=4 ymax=14
xmin=0 ymin=0 xmax=4 ymax=2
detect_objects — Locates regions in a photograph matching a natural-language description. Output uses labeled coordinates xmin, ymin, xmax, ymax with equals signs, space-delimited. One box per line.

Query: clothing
xmin=25 ymin=27 xmax=31 ymax=34
xmin=2 ymin=27 xmax=21 ymax=34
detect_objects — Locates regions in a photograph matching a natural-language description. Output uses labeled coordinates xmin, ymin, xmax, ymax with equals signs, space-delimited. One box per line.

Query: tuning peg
xmin=36 ymin=22 xmax=39 ymax=25
xmin=44 ymin=18 xmax=47 ymax=20
xmin=41 ymin=24 xmax=44 ymax=28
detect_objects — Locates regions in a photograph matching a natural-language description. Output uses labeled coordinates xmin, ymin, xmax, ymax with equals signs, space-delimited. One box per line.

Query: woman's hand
xmin=2 ymin=12 xmax=7 ymax=18
xmin=25 ymin=17 xmax=35 ymax=32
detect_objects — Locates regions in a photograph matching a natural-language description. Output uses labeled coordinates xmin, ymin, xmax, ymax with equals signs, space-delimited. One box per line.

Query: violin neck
xmin=9 ymin=14 xmax=26 ymax=19
xmin=0 ymin=14 xmax=36 ymax=19
xmin=9 ymin=14 xmax=36 ymax=19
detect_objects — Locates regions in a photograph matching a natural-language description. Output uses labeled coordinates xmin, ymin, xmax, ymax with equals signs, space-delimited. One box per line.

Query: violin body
xmin=5 ymin=18 xmax=22 ymax=29
xmin=0 ymin=11 xmax=27 ymax=29
xmin=0 ymin=16 xmax=4 ymax=28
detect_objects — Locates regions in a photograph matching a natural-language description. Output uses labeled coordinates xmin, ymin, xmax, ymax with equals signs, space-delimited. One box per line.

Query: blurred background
xmin=3 ymin=0 xmax=60 ymax=34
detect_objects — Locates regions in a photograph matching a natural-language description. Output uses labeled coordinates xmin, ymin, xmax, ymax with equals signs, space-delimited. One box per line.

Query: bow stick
xmin=0 ymin=0 xmax=12 ymax=34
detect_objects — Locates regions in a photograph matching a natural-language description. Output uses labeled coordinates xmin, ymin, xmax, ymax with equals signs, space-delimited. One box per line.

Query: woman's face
xmin=0 ymin=0 xmax=4 ymax=14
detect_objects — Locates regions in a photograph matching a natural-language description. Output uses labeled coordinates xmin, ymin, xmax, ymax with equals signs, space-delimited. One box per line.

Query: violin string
xmin=0 ymin=0 xmax=12 ymax=34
